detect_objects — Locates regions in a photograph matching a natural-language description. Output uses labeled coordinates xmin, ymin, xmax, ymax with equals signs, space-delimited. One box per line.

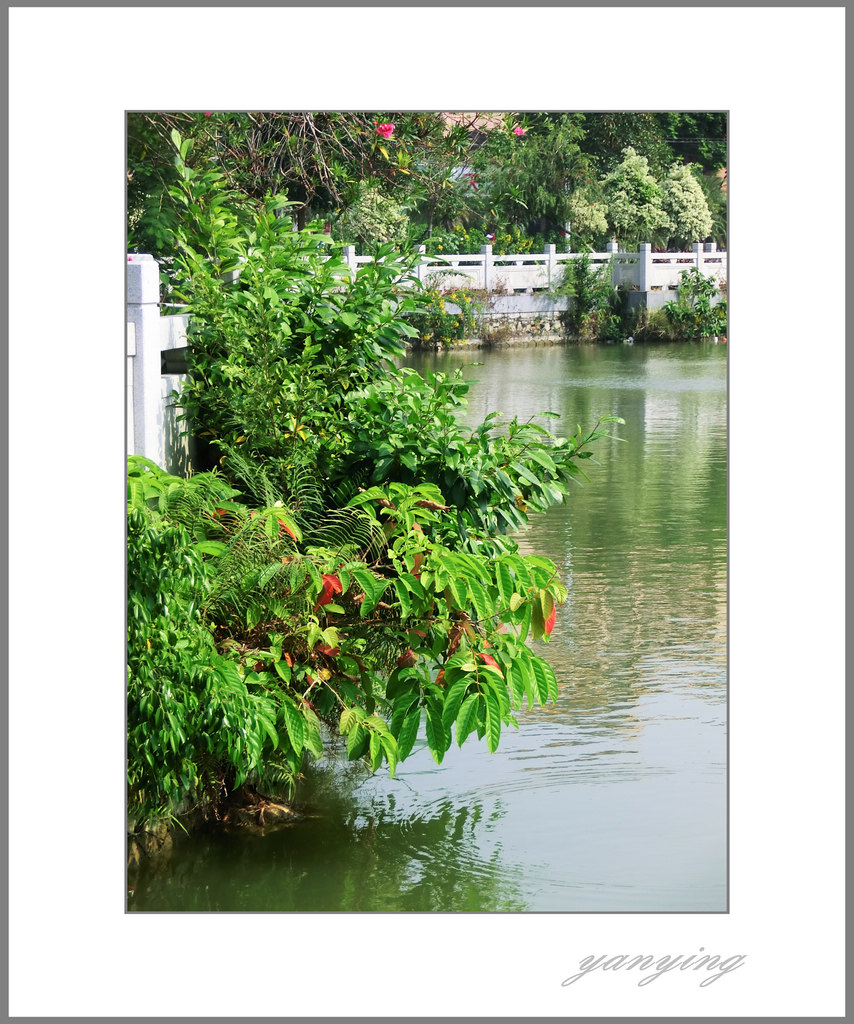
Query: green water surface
xmin=130 ymin=341 xmax=727 ymax=913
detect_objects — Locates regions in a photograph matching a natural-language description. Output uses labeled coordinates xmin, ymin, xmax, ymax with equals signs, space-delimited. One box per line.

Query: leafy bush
xmin=336 ymin=367 xmax=622 ymax=553
xmin=127 ymin=458 xmax=300 ymax=827
xmin=556 ymin=253 xmax=629 ymax=342
xmin=127 ymin=133 xmax=624 ymax=826
xmin=406 ymin=286 xmax=484 ymax=346
xmin=662 ymin=267 xmax=727 ymax=338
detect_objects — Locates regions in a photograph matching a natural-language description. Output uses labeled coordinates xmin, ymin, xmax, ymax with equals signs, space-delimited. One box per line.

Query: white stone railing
xmin=342 ymin=241 xmax=727 ymax=296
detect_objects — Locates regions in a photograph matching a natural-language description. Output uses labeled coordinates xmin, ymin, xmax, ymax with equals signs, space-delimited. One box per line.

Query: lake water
xmin=130 ymin=341 xmax=727 ymax=913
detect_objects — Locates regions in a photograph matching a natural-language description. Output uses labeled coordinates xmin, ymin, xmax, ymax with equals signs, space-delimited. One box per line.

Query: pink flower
xmin=513 ymin=126 xmax=526 ymax=136
xmin=375 ymin=122 xmax=395 ymax=139
xmin=204 ymin=112 xmax=213 ymax=116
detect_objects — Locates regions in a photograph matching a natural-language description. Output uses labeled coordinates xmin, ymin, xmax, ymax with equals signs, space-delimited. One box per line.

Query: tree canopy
xmin=128 ymin=110 xmax=726 ymax=260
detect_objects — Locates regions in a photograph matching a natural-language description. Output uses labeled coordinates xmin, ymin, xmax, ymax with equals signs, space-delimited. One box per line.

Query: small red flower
xmin=204 ymin=112 xmax=213 ymax=116
xmin=375 ymin=122 xmax=395 ymax=139
xmin=513 ymin=126 xmax=526 ymax=136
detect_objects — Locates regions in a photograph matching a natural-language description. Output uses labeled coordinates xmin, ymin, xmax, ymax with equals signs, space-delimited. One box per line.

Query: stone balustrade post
xmin=605 ymin=239 xmax=620 ymax=287
xmin=127 ymin=254 xmax=163 ymax=466
xmin=342 ymin=245 xmax=357 ymax=276
xmin=544 ymin=243 xmax=556 ymax=288
xmin=416 ymin=244 xmax=426 ymax=284
xmin=638 ymin=243 xmax=652 ymax=292
xmin=693 ymin=241 xmax=703 ymax=272
xmin=480 ymin=243 xmax=493 ymax=291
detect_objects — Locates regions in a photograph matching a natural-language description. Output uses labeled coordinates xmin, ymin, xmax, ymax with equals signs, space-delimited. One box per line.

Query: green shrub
xmin=662 ymin=267 xmax=727 ymax=338
xmin=407 ymin=285 xmax=484 ymax=345
xmin=556 ymin=253 xmax=629 ymax=342
xmin=127 ymin=134 xmax=624 ymax=826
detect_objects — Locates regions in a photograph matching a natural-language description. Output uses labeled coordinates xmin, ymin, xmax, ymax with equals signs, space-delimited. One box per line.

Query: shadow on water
xmin=130 ymin=756 xmax=529 ymax=912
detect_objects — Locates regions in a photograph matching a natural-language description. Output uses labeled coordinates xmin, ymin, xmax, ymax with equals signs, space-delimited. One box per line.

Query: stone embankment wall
xmin=413 ymin=310 xmax=566 ymax=349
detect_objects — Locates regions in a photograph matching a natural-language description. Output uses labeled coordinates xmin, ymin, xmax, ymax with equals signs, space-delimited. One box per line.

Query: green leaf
xmin=380 ymin=734 xmax=399 ymax=778
xmin=282 ymin=698 xmax=305 ymax=752
xmin=455 ymin=692 xmax=480 ymax=747
xmin=467 ymin=578 xmax=493 ymax=626
xmin=496 ymin=562 xmax=514 ymax=606
xmin=304 ymin=559 xmax=323 ymax=600
xmin=530 ymin=656 xmax=552 ymax=705
xmin=515 ymin=651 xmax=537 ymax=709
xmin=393 ymin=578 xmax=411 ymax=617
xmin=400 ymin=573 xmax=426 ymax=600
xmin=483 ymin=690 xmax=502 ymax=753
xmin=527 ymin=448 xmax=557 ymax=473
xmin=442 ymin=679 xmax=470 ymax=730
xmin=302 ymin=710 xmax=324 ymax=758
xmin=258 ymin=713 xmax=279 ymax=749
xmin=396 ymin=707 xmax=421 ymax=761
xmin=194 ymin=540 xmax=229 ymax=557
xmin=507 ymin=658 xmax=526 ymax=709
xmin=531 ymin=591 xmax=546 ymax=641
xmin=445 ymin=574 xmax=468 ymax=610
xmin=369 ymin=732 xmax=383 ymax=772
xmin=347 ymin=723 xmax=368 ymax=759
xmin=351 ymin=567 xmax=389 ymax=617
xmin=274 ymin=660 xmax=292 ymax=684
xmin=425 ymin=708 xmax=449 ymax=764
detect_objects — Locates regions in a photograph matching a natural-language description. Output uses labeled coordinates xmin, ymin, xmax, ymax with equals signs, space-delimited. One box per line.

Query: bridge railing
xmin=341 ymin=241 xmax=726 ymax=295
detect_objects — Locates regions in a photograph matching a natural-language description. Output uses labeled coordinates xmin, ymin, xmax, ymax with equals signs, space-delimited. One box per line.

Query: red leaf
xmin=544 ymin=605 xmax=557 ymax=636
xmin=277 ymin=518 xmax=298 ymax=541
xmin=315 ymin=574 xmax=343 ymax=609
xmin=476 ymin=652 xmax=504 ymax=677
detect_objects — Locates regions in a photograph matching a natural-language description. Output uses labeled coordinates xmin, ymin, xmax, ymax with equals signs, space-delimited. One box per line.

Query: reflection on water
xmin=131 ymin=343 xmax=727 ymax=913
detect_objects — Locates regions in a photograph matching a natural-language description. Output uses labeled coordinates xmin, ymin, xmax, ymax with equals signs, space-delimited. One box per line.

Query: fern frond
xmin=302 ymin=507 xmax=385 ymax=562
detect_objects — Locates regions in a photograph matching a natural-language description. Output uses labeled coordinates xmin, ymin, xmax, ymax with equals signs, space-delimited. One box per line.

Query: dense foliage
xmin=661 ymin=267 xmax=727 ymax=339
xmin=127 ymin=133 xmax=625 ymax=827
xmin=128 ymin=111 xmax=726 ymax=261
xmin=556 ymin=254 xmax=628 ymax=343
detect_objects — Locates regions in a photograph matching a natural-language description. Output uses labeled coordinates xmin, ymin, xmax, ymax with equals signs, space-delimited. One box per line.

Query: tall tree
xmin=600 ymin=147 xmax=670 ymax=248
xmin=468 ymin=113 xmax=590 ymax=235
xmin=661 ymin=163 xmax=714 ymax=247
